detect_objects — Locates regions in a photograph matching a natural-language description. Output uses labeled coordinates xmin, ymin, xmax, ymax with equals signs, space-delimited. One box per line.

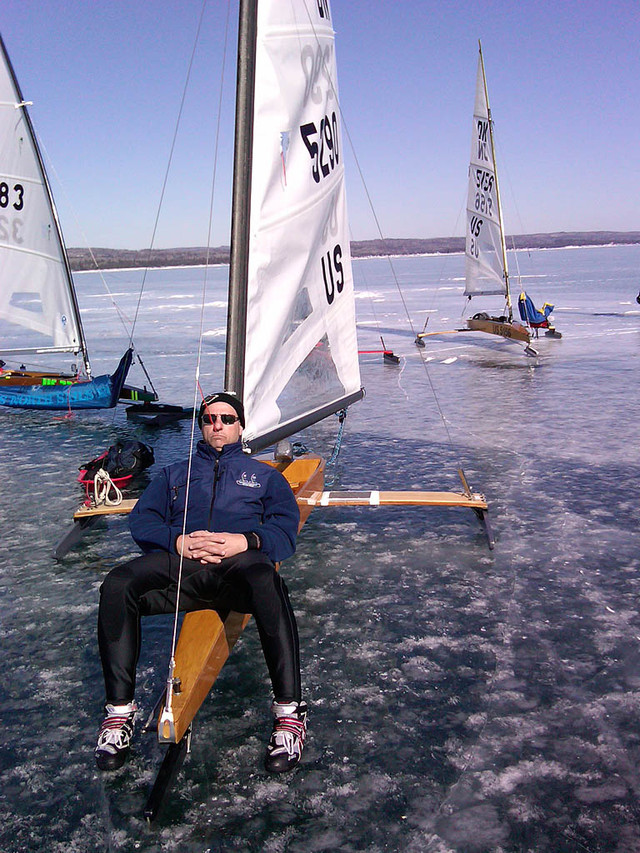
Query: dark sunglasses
xmin=202 ymin=412 xmax=239 ymax=425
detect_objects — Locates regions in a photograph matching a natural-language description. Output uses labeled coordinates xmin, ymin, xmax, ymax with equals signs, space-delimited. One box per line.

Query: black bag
xmin=81 ymin=440 xmax=155 ymax=481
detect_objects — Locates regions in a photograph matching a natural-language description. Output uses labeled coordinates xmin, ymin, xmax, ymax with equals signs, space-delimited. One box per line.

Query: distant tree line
xmin=68 ymin=231 xmax=640 ymax=271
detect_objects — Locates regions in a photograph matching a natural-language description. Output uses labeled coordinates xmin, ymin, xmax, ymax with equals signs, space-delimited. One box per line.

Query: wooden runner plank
xmin=297 ymin=490 xmax=488 ymax=509
xmin=72 ymin=489 xmax=487 ymax=520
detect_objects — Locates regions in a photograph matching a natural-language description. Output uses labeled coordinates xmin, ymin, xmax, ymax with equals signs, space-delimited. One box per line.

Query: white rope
xmin=92 ymin=468 xmax=123 ymax=507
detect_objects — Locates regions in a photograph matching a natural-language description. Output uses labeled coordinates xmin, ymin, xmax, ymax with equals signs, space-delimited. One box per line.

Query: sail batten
xmin=2 ymin=245 xmax=70 ymax=262
xmin=0 ymin=345 xmax=80 ymax=356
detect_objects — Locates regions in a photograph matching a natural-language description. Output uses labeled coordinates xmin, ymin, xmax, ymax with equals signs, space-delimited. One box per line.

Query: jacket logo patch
xmin=236 ymin=472 xmax=261 ymax=489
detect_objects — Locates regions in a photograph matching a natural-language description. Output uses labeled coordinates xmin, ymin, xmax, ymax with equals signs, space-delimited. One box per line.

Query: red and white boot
xmin=264 ymin=700 xmax=308 ymax=773
xmin=94 ymin=701 xmax=137 ymax=771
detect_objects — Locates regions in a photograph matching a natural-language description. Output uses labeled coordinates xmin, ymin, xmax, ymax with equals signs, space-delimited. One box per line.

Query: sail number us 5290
xmin=299 ymin=111 xmax=344 ymax=306
xmin=300 ymin=112 xmax=339 ymax=184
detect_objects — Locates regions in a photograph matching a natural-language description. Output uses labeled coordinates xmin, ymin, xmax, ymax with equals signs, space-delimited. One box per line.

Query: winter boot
xmin=95 ymin=702 xmax=137 ymax=771
xmin=264 ymin=700 xmax=308 ymax=773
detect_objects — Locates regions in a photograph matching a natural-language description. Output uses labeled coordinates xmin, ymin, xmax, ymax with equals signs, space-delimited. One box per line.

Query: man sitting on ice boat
xmin=94 ymin=392 xmax=307 ymax=775
xmin=518 ymin=291 xmax=561 ymax=338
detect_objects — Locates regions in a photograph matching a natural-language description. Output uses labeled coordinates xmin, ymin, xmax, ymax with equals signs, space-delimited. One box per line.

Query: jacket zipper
xmin=207 ymin=455 xmax=220 ymax=529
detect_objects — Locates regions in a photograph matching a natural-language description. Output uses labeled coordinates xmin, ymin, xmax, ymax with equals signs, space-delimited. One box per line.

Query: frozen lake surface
xmin=1 ymin=244 xmax=639 ymax=852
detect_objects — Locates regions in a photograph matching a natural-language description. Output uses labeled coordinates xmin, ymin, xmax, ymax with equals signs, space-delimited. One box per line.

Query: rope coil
xmin=91 ymin=468 xmax=123 ymax=507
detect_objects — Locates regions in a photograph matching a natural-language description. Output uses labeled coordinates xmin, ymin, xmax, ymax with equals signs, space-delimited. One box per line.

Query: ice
xmin=0 ymin=245 xmax=639 ymax=850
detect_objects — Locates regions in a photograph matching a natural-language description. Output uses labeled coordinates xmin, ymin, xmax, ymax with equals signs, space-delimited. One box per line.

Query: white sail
xmin=464 ymin=48 xmax=508 ymax=299
xmin=241 ymin=0 xmax=362 ymax=446
xmin=0 ymin=35 xmax=86 ymax=364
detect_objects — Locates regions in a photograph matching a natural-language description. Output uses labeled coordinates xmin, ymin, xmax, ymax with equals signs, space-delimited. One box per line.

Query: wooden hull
xmin=158 ymin=453 xmax=326 ymax=744
xmin=466 ymin=316 xmax=531 ymax=343
xmin=0 ymin=368 xmax=79 ymax=386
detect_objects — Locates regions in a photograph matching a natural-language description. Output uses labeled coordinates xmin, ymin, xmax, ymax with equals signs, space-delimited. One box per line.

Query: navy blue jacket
xmin=129 ymin=440 xmax=299 ymax=563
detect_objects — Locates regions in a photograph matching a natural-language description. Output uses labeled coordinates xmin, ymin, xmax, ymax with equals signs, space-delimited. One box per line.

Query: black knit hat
xmin=198 ymin=392 xmax=245 ymax=428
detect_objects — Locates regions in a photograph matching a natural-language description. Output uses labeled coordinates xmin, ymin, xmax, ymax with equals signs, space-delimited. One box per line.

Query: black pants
xmin=97 ymin=550 xmax=301 ymax=705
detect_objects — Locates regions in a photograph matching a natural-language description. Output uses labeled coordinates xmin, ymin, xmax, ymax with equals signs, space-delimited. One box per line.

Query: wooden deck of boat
xmin=74 ymin=499 xmax=139 ymax=518
xmin=466 ymin=317 xmax=531 ymax=343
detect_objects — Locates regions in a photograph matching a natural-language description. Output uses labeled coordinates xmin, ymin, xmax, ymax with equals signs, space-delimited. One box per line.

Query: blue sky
xmin=2 ymin=0 xmax=638 ymax=249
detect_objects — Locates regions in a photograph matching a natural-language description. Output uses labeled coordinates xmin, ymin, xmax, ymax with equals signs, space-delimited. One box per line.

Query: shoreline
xmin=72 ymin=239 xmax=640 ymax=275
xmin=68 ymin=231 xmax=640 ymax=272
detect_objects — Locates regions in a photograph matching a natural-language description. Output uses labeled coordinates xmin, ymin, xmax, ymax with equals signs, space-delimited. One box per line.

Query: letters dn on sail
xmin=476 ymin=119 xmax=490 ymax=162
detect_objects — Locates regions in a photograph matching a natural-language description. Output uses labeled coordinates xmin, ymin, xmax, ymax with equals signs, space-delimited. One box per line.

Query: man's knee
xmin=100 ymin=564 xmax=135 ymax=609
xmin=99 ymin=554 xmax=159 ymax=605
xmin=221 ymin=552 xmax=280 ymax=603
xmin=232 ymin=552 xmax=276 ymax=583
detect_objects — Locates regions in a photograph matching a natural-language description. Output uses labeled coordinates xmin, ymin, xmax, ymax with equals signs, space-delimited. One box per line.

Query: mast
xmin=478 ymin=41 xmax=512 ymax=320
xmin=0 ymin=33 xmax=92 ymax=376
xmin=224 ymin=0 xmax=258 ymax=399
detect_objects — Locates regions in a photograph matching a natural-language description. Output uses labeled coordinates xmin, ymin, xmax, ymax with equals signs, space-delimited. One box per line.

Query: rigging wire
xmin=350 ymin=232 xmax=396 ymax=359
xmin=416 ymin=201 xmax=466 ymax=336
xmin=323 ymin=409 xmax=348 ymax=488
xmin=339 ymin=112 xmax=468 ymax=467
xmin=301 ymin=12 xmax=474 ymax=477
xmin=497 ymin=132 xmax=544 ymax=297
xmin=127 ymin=4 xmax=211 ymax=350
xmin=38 ymin=103 xmax=160 ymax=400
xmin=162 ymin=0 xmax=233 ymax=711
xmin=493 ymin=124 xmax=531 ymax=262
xmin=35 ymin=142 xmax=137 ymax=342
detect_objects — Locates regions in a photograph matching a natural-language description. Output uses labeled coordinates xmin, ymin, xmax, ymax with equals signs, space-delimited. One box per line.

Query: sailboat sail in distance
xmin=0 ymin=33 xmax=153 ymax=409
xmin=463 ymin=42 xmax=533 ymax=349
xmin=416 ymin=42 xmax=535 ymax=355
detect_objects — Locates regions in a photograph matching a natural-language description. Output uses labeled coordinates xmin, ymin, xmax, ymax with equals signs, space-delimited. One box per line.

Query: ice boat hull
xmin=466 ymin=315 xmax=531 ymax=343
xmin=0 ymin=348 xmax=133 ymax=410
